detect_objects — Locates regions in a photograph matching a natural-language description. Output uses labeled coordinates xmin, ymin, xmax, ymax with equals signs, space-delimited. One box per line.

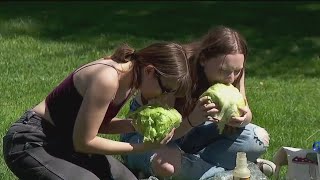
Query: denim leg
xmin=3 ymin=126 xmax=101 ymax=180
xmin=106 ymin=155 xmax=138 ymax=180
xmin=121 ymin=128 xmax=252 ymax=180
xmin=120 ymin=132 xmax=155 ymax=176
xmin=172 ymin=123 xmax=269 ymax=179
xmin=3 ymin=111 xmax=121 ymax=180
xmin=171 ymin=153 xmax=225 ymax=180
xmin=199 ymin=123 xmax=269 ymax=170
xmin=178 ymin=121 xmax=220 ymax=154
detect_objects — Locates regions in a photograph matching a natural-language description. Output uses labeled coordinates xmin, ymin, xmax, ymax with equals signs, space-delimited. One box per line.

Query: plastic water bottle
xmin=233 ymin=152 xmax=251 ymax=180
xmin=313 ymin=141 xmax=320 ymax=177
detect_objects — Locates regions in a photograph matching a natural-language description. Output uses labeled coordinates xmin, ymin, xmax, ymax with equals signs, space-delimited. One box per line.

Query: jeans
xmin=183 ymin=122 xmax=268 ymax=170
xmin=3 ymin=110 xmax=137 ymax=180
xmin=120 ymin=98 xmax=269 ymax=180
xmin=121 ymin=124 xmax=268 ymax=180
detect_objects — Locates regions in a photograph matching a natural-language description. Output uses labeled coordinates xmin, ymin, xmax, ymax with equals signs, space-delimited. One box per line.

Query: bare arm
xmin=72 ymin=68 xmax=155 ymax=155
xmin=172 ymin=96 xmax=218 ymax=140
xmin=235 ymin=69 xmax=252 ymax=124
xmin=98 ymin=118 xmax=135 ymax=134
xmin=171 ymin=117 xmax=194 ymax=140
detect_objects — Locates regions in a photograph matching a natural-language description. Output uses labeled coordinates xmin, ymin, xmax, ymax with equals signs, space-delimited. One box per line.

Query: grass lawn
xmin=1 ymin=2 xmax=319 ymax=179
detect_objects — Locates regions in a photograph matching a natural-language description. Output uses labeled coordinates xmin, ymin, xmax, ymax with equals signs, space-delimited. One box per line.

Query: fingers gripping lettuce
xmin=200 ymin=83 xmax=246 ymax=134
xmin=128 ymin=104 xmax=182 ymax=143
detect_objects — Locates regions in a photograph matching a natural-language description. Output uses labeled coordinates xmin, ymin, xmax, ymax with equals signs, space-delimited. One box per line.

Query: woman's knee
xmin=151 ymin=147 xmax=182 ymax=177
xmin=253 ymin=126 xmax=270 ymax=148
xmin=244 ymin=124 xmax=270 ymax=148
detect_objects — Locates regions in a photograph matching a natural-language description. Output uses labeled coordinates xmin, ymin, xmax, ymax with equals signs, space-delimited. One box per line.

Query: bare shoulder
xmin=73 ymin=63 xmax=119 ymax=103
xmin=89 ymin=65 xmax=119 ymax=95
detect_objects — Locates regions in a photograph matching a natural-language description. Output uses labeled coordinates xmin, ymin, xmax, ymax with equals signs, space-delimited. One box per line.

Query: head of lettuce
xmin=128 ymin=104 xmax=182 ymax=143
xmin=200 ymin=83 xmax=246 ymax=134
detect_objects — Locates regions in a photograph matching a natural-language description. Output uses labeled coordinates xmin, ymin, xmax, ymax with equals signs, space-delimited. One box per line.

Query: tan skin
xmin=135 ymin=53 xmax=255 ymax=177
xmin=32 ymin=58 xmax=176 ymax=156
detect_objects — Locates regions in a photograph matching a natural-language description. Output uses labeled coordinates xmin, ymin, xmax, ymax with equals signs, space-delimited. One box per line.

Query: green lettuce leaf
xmin=200 ymin=83 xmax=246 ymax=134
xmin=128 ymin=104 xmax=182 ymax=143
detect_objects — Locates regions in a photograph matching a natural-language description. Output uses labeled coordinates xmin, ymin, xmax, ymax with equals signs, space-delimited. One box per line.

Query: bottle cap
xmin=313 ymin=141 xmax=320 ymax=153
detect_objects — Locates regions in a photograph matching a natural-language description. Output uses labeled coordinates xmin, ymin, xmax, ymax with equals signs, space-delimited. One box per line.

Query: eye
xmin=155 ymin=70 xmax=176 ymax=94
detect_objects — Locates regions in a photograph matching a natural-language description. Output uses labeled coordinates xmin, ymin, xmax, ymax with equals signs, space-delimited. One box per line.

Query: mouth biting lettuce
xmin=200 ymin=83 xmax=246 ymax=134
xmin=128 ymin=104 xmax=182 ymax=143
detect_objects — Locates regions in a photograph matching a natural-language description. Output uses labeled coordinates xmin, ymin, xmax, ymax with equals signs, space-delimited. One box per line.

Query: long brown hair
xmin=177 ymin=26 xmax=248 ymax=116
xmin=110 ymin=42 xmax=191 ymax=102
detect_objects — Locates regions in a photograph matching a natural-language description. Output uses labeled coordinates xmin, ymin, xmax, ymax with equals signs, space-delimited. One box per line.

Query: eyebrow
xmin=220 ymin=57 xmax=243 ymax=71
xmin=221 ymin=65 xmax=243 ymax=71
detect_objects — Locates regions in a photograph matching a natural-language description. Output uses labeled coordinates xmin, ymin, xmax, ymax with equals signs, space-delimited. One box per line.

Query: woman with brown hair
xmin=121 ymin=26 xmax=272 ymax=180
xmin=3 ymin=42 xmax=192 ymax=180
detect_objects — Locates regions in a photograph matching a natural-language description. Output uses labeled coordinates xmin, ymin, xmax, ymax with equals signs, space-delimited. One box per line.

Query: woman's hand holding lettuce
xmin=200 ymin=83 xmax=246 ymax=134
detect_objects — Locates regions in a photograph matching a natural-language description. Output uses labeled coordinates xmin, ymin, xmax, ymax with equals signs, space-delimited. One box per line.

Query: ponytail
xmin=109 ymin=43 xmax=141 ymax=89
xmin=110 ymin=44 xmax=137 ymax=63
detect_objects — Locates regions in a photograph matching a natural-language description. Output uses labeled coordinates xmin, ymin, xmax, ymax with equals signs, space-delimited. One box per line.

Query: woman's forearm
xmin=98 ymin=118 xmax=135 ymax=134
xmin=172 ymin=117 xmax=193 ymax=140
xmin=245 ymin=107 xmax=252 ymax=124
xmin=74 ymin=136 xmax=157 ymax=155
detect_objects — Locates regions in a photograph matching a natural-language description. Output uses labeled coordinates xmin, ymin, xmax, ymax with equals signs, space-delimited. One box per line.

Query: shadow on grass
xmin=0 ymin=2 xmax=319 ymax=78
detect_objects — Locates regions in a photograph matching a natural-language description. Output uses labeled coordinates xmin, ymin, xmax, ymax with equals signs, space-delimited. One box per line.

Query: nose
xmin=225 ymin=73 xmax=235 ymax=84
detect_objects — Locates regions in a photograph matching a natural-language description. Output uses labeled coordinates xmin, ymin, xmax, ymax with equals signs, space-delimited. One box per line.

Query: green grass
xmin=1 ymin=2 xmax=319 ymax=179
